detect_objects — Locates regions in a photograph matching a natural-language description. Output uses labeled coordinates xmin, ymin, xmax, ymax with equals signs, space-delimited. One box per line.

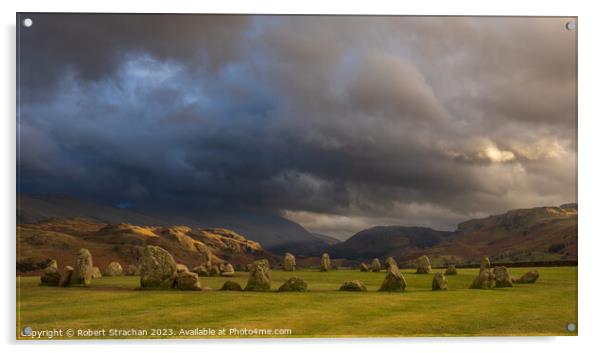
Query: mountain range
xmin=329 ymin=204 xmax=577 ymax=266
xmin=17 ymin=194 xmax=331 ymax=253
xmin=17 ymin=194 xmax=577 ymax=271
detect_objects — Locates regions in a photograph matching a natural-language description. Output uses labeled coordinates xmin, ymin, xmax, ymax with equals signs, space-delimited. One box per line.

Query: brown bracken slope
xmin=424 ymin=203 xmax=577 ymax=265
xmin=326 ymin=204 xmax=577 ymax=267
xmin=16 ymin=217 xmax=277 ymax=274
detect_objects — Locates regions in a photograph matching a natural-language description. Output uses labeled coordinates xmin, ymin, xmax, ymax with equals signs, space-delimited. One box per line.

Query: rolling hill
xmin=17 ymin=194 xmax=159 ymax=225
xmin=17 ymin=217 xmax=278 ymax=274
xmin=16 ymin=194 xmax=578 ymax=269
xmin=311 ymin=232 xmax=342 ymax=245
xmin=327 ymin=204 xmax=577 ymax=266
xmin=425 ymin=204 xmax=577 ymax=265
xmin=328 ymin=226 xmax=455 ymax=261
xmin=17 ymin=194 xmax=331 ymax=252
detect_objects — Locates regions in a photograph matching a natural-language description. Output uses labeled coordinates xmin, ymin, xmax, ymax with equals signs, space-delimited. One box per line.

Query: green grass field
xmin=16 ymin=267 xmax=577 ymax=339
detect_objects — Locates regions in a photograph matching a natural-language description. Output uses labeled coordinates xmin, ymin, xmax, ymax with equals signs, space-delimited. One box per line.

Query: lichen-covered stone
xmin=40 ymin=260 xmax=61 ymax=287
xmin=320 ymin=253 xmax=331 ymax=272
xmin=359 ymin=263 xmax=369 ymax=272
xmin=221 ymin=263 xmax=235 ymax=277
xmin=125 ymin=264 xmax=140 ymax=276
xmin=278 ymin=277 xmax=308 ymax=292
xmin=192 ymin=264 xmax=209 ymax=277
xmin=91 ymin=266 xmax=102 ymax=279
xmin=176 ymin=264 xmax=189 ymax=273
xmin=379 ymin=263 xmax=406 ymax=292
xmin=432 ymin=272 xmax=448 ymax=290
xmin=445 ymin=264 xmax=457 ymax=275
xmin=140 ymin=245 xmax=177 ymax=288
xmin=244 ymin=259 xmax=271 ymax=291
xmin=210 ymin=265 xmax=221 ymax=277
xmin=221 ymin=280 xmax=243 ymax=291
xmin=59 ymin=266 xmax=74 ymax=287
xmin=46 ymin=259 xmax=58 ymax=272
xmin=513 ymin=269 xmax=540 ymax=284
xmin=174 ymin=270 xmax=201 ymax=290
xmin=40 ymin=271 xmax=61 ymax=286
xmin=480 ymin=256 xmax=491 ymax=272
xmin=371 ymin=258 xmax=382 ymax=272
xmin=416 ymin=255 xmax=432 ymax=274
xmin=40 ymin=260 xmax=61 ymax=286
xmin=283 ymin=252 xmax=296 ymax=271
xmin=493 ymin=266 xmax=513 ymax=287
xmin=74 ymin=248 xmax=94 ymax=286
xmin=469 ymin=269 xmax=495 ymax=289
xmin=339 ymin=280 xmax=367 ymax=292
xmin=105 ymin=261 xmax=123 ymax=276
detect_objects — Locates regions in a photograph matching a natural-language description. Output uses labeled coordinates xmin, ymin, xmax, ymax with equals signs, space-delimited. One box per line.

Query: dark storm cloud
xmin=17 ymin=15 xmax=577 ymax=237
xmin=18 ymin=14 xmax=251 ymax=101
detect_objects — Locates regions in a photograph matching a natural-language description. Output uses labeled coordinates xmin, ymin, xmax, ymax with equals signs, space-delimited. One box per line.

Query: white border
xmin=2 ymin=1 xmax=601 ymax=352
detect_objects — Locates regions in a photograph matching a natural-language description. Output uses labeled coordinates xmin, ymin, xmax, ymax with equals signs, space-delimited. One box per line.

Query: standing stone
xmin=174 ymin=270 xmax=201 ymax=290
xmin=244 ymin=259 xmax=271 ymax=291
xmin=385 ymin=257 xmax=397 ymax=269
xmin=125 ymin=264 xmax=140 ymax=276
xmin=176 ymin=264 xmax=189 ymax=273
xmin=210 ymin=265 xmax=221 ymax=277
xmin=221 ymin=263 xmax=235 ymax=277
xmin=58 ymin=266 xmax=74 ymax=287
xmin=278 ymin=277 xmax=308 ymax=292
xmin=378 ymin=263 xmax=407 ymax=292
xmin=46 ymin=259 xmax=58 ymax=272
xmin=105 ymin=261 xmax=123 ymax=276
xmin=194 ymin=241 xmax=212 ymax=267
xmin=40 ymin=270 xmax=61 ymax=286
xmin=493 ymin=266 xmax=513 ymax=287
xmin=74 ymin=248 xmax=94 ymax=286
xmin=371 ymin=258 xmax=382 ymax=272
xmin=416 ymin=255 xmax=432 ymax=274
xmin=283 ymin=253 xmax=296 ymax=271
xmin=445 ymin=264 xmax=457 ymax=275
xmin=359 ymin=263 xmax=369 ymax=272
xmin=432 ymin=273 xmax=448 ymax=290
xmin=480 ymin=256 xmax=491 ymax=272
xmin=513 ymin=269 xmax=540 ymax=284
xmin=192 ymin=264 xmax=209 ymax=277
xmin=140 ymin=245 xmax=177 ymax=288
xmin=40 ymin=260 xmax=61 ymax=286
xmin=320 ymin=253 xmax=331 ymax=272
xmin=469 ymin=269 xmax=495 ymax=289
xmin=91 ymin=266 xmax=102 ymax=279
xmin=339 ymin=280 xmax=367 ymax=292
xmin=221 ymin=280 xmax=243 ymax=291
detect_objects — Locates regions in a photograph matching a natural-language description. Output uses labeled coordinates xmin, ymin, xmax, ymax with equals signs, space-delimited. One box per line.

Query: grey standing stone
xmin=416 ymin=255 xmax=432 ymax=274
xmin=140 ymin=245 xmax=177 ymax=288
xmin=74 ymin=248 xmax=94 ymax=286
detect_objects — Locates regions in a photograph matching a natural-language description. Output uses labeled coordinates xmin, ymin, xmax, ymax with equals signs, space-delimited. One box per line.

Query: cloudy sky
xmin=17 ymin=14 xmax=577 ymax=239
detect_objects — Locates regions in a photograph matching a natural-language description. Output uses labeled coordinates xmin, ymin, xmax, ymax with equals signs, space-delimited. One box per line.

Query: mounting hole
xmin=565 ymin=21 xmax=576 ymax=31
xmin=567 ymin=322 xmax=576 ymax=332
xmin=22 ymin=18 xmax=33 ymax=28
xmin=22 ymin=326 xmax=32 ymax=336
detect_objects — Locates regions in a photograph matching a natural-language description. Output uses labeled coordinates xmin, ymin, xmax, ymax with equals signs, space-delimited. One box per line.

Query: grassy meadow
xmin=16 ymin=267 xmax=577 ymax=339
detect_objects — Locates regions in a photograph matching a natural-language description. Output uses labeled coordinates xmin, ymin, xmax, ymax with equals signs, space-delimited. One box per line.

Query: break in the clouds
xmin=17 ymin=15 xmax=577 ymax=239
